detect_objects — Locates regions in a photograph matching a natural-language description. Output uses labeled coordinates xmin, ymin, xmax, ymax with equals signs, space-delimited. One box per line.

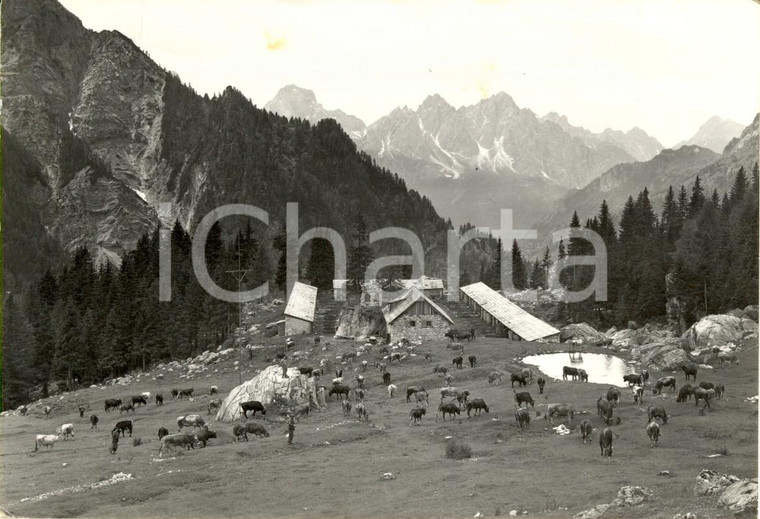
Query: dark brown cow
xmin=536 ymin=377 xmax=546 ymax=394
xmin=468 ymin=356 xmax=477 ymax=368
xmin=514 ymin=392 xmax=535 ymax=408
xmin=437 ymin=403 xmax=460 ymax=420
xmin=652 ymin=376 xmax=677 ymax=395
xmin=329 ymin=384 xmax=351 ymax=401
xmin=511 ymin=373 xmax=528 ymax=388
xmin=647 ymin=405 xmax=668 ymax=424
xmin=466 ymin=399 xmax=489 ymax=416
xmin=676 ymin=384 xmax=694 ymax=402
xmin=599 ymin=427 xmax=613 ymax=457
xmin=681 ymin=363 xmax=698 ymax=381
xmin=452 ymin=356 xmax=464 ymax=369
xmin=597 ymin=396 xmax=614 ymax=425
xmin=562 ymin=366 xmax=579 ymax=380
xmin=580 ymin=419 xmax=593 ymax=444
xmin=515 ymin=407 xmax=531 ymax=429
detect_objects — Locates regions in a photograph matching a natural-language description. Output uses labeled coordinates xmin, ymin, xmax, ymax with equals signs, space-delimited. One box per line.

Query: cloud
xmin=264 ymin=31 xmax=287 ymax=51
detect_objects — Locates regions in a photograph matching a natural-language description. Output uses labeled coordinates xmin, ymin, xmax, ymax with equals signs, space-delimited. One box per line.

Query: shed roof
xmin=383 ymin=287 xmax=454 ymax=325
xmin=284 ymin=282 xmax=318 ymax=322
xmin=460 ymin=282 xmax=559 ymax=341
xmin=400 ymin=275 xmax=445 ymax=291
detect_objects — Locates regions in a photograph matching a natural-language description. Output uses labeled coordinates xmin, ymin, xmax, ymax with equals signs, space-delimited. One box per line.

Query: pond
xmin=522 ymin=352 xmax=634 ymax=388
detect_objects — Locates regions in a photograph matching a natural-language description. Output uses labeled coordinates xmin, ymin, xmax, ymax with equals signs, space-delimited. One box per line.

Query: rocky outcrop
xmin=694 ymin=469 xmax=743 ymax=496
xmin=610 ymin=325 xmax=676 ymax=351
xmin=632 ymin=339 xmax=691 ymax=371
xmin=334 ymin=305 xmax=387 ymax=340
xmin=215 ymin=365 xmax=317 ymax=422
xmin=573 ymin=486 xmax=652 ymax=519
xmin=682 ymin=314 xmax=758 ymax=352
xmin=718 ymin=480 xmax=758 ymax=514
xmin=559 ymin=323 xmax=607 ymax=344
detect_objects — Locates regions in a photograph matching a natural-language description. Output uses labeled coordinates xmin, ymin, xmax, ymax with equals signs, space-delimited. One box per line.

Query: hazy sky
xmin=61 ymin=0 xmax=760 ymax=146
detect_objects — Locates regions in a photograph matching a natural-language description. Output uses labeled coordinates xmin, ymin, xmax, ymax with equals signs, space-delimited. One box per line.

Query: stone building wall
xmin=388 ymin=314 xmax=450 ymax=343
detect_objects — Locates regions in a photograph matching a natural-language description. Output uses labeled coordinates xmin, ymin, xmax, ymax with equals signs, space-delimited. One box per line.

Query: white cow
xmin=35 ymin=434 xmax=59 ymax=451
xmin=140 ymin=392 xmax=152 ymax=401
xmin=387 ymin=384 xmax=398 ymax=398
xmin=57 ymin=423 xmax=74 ymax=440
xmin=177 ymin=414 xmax=206 ymax=431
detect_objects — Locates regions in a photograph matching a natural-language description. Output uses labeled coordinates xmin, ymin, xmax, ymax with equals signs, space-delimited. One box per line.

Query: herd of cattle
xmin=25 ymin=342 xmax=727 ymax=460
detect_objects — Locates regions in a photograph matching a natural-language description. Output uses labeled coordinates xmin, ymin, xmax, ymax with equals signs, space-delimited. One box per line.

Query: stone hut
xmin=383 ymin=287 xmax=454 ymax=342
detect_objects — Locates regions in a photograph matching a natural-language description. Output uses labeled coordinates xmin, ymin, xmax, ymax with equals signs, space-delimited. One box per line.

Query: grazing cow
xmin=158 ymin=433 xmax=197 ymax=457
xmin=178 ymin=388 xmax=194 ymax=399
xmin=113 ymin=420 xmax=133 ymax=437
xmin=155 ymin=394 xmax=164 ymax=406
xmin=698 ymin=381 xmax=715 ymax=391
xmin=158 ymin=427 xmax=169 ymax=440
xmin=243 ymin=421 xmax=269 ymax=439
xmin=90 ymin=415 xmax=99 ymax=429
xmin=78 ymin=405 xmax=86 ymax=418
xmin=641 ymin=369 xmax=649 ymax=383
xmin=597 ymin=397 xmax=614 ymax=425
xmin=676 ymin=384 xmax=694 ymax=403
xmin=488 ymin=371 xmax=502 ymax=385
xmin=177 ymin=414 xmax=206 ymax=431
xmin=329 ymin=384 xmax=351 ymax=401
xmin=443 ymin=374 xmax=454 ymax=386
xmin=353 ymin=388 xmax=366 ymax=402
xmin=515 ymin=407 xmax=531 ymax=429
xmin=537 ymin=377 xmax=546 ymax=394
xmin=653 ymin=377 xmax=677 ymax=395
xmin=632 ymin=386 xmax=645 ymax=405
xmin=437 ymin=403 xmax=460 ymax=420
xmin=34 ymin=434 xmax=59 ymax=451
xmin=195 ymin=427 xmax=218 ymax=448
xmin=104 ymin=399 xmax=122 ymax=412
xmin=562 ymin=366 xmax=579 ymax=380
xmin=580 ymin=419 xmax=593 ymax=444
xmin=171 ymin=389 xmax=179 ymax=399
xmin=355 ymin=403 xmax=369 ymax=421
xmin=383 ymin=372 xmax=391 ymax=385
xmin=439 ymin=387 xmax=465 ymax=403
xmin=468 ymin=356 xmax=477 ymax=368
xmin=424 ymin=353 xmax=432 ymax=362
xmin=406 ymin=386 xmax=427 ymax=403
xmin=578 ymin=369 xmax=588 ymax=382
xmin=240 ymin=401 xmax=267 ymax=418
xmin=599 ymin=427 xmax=614 ymax=457
xmin=44 ymin=406 xmax=52 ymax=419
xmin=606 ymin=387 xmax=621 ymax=406
xmin=694 ymin=387 xmax=713 ymax=409
xmin=624 ymin=373 xmax=643 ymax=386
xmin=390 ymin=352 xmax=402 ymax=363
xmin=521 ymin=367 xmax=533 ymax=382
xmin=332 ymin=377 xmax=344 ymax=386
xmin=232 ymin=424 xmax=247 ymax=442
xmin=514 ymin=392 xmax=535 ymax=408
xmin=452 ymin=356 xmax=464 ymax=369
xmin=355 ymin=375 xmax=365 ymax=389
xmin=311 ymin=369 xmax=321 ymax=380
xmin=342 ymin=352 xmax=357 ymax=363
xmin=292 ymin=404 xmax=311 ymax=422
xmin=433 ymin=365 xmax=449 ymax=376
xmin=57 ymin=423 xmax=74 ymax=440
xmin=387 ymin=384 xmax=397 ymax=398
xmin=466 ymin=399 xmax=489 ymax=416
xmin=510 ymin=373 xmax=528 ymax=388
xmin=210 ymin=386 xmax=219 ymax=395
xmin=545 ymin=403 xmax=574 ymax=424
xmin=414 ymin=391 xmax=429 ymax=406
xmin=341 ymin=399 xmax=352 ymax=417
xmin=298 ymin=367 xmax=314 ymax=376
xmin=717 ymin=351 xmax=738 ymax=368
xmin=409 ymin=407 xmax=426 ymax=426
xmin=335 ymin=369 xmax=343 ymax=378
xmin=131 ymin=395 xmax=147 ymax=407
xmin=646 ymin=421 xmax=660 ymax=447
xmin=647 ymin=405 xmax=668 ymax=424
xmin=377 ymin=362 xmax=387 ymax=373
xmin=140 ymin=392 xmax=152 ymax=401
xmin=119 ymin=403 xmax=135 ymax=415
xmin=361 ymin=360 xmax=368 ymax=372
xmin=681 ymin=363 xmax=698 ymax=381
xmin=714 ymin=384 xmax=725 ymax=399
xmin=207 ymin=399 xmax=222 ymax=415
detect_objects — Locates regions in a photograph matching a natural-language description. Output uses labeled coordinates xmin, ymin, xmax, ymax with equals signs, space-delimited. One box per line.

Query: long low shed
xmin=459 ymin=282 xmax=560 ymax=342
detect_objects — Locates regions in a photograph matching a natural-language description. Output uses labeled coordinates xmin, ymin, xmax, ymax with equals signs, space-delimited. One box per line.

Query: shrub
xmin=445 ymin=438 xmax=472 ymax=460
xmin=132 ymin=437 xmax=142 ymax=447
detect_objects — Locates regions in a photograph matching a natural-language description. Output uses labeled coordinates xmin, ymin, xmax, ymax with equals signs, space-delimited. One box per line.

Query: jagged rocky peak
xmin=676 ymin=115 xmax=746 ymax=154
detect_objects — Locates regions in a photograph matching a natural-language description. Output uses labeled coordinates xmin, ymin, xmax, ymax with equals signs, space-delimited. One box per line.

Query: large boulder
xmin=718 ymin=479 xmax=758 ymax=514
xmin=610 ymin=326 xmax=675 ymax=350
xmin=682 ymin=314 xmax=758 ymax=351
xmin=559 ymin=323 xmax=607 ymax=344
xmin=334 ymin=305 xmax=387 ymax=340
xmin=632 ymin=339 xmax=691 ymax=371
xmin=694 ymin=469 xmax=742 ymax=496
xmin=215 ymin=365 xmax=317 ymax=422
xmin=610 ymin=486 xmax=653 ymax=507
xmin=743 ymin=305 xmax=758 ymax=322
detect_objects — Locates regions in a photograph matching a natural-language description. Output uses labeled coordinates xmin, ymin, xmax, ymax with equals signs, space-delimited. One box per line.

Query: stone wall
xmin=388 ymin=314 xmax=450 ymax=343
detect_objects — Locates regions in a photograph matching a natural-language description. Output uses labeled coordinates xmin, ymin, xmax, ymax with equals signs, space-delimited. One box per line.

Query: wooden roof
xmin=383 ymin=287 xmax=454 ymax=325
xmin=284 ymin=282 xmax=318 ymax=322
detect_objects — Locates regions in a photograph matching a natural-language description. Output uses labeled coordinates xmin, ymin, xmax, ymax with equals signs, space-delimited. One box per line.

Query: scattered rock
xmin=573 ymin=504 xmax=609 ymax=519
xmin=682 ymin=314 xmax=758 ymax=351
xmin=718 ymin=480 xmax=757 ymax=514
xmin=694 ymin=469 xmax=741 ymax=496
xmin=560 ymin=323 xmax=607 ymax=344
xmin=659 ymin=470 xmax=672 ymax=477
xmin=610 ymin=486 xmax=653 ymax=507
xmin=381 ymin=472 xmax=395 ymax=480
xmin=632 ymin=339 xmax=690 ymax=371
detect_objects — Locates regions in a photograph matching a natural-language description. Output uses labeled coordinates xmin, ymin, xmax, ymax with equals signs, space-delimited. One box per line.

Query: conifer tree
xmin=511 ymin=240 xmax=528 ymax=290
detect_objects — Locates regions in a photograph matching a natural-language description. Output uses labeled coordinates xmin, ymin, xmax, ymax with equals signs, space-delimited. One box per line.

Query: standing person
xmin=280 ymin=359 xmax=289 ymax=378
xmin=470 ymin=326 xmax=475 ymax=340
xmin=110 ymin=428 xmax=120 ymax=455
xmin=287 ymin=416 xmax=296 ymax=445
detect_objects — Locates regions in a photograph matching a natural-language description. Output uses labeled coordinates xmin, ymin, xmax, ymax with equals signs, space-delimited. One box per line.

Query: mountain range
xmin=1 ymin=0 xmax=451 ymax=289
xmin=675 ymin=115 xmax=745 ymax=154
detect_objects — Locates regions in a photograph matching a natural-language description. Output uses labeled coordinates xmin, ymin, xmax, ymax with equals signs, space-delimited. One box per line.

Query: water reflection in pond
xmin=522 ymin=352 xmax=633 ymax=388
